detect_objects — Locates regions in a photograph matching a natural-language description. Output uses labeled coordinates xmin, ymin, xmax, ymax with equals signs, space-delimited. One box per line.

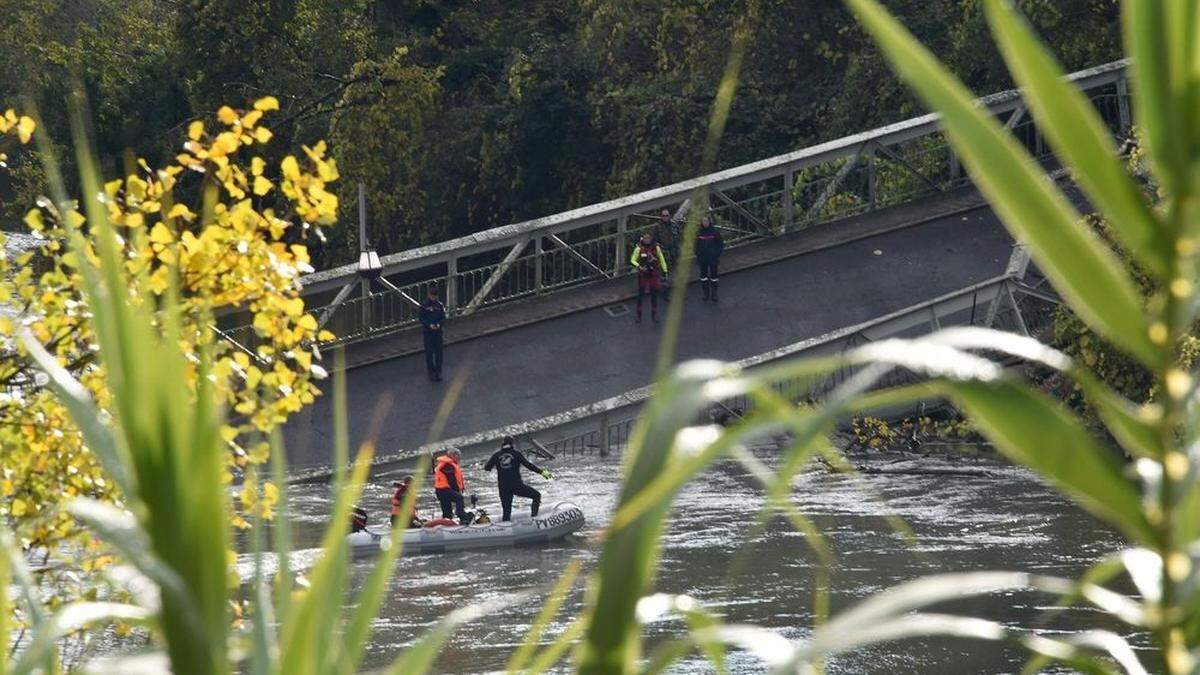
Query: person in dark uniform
xmin=696 ymin=215 xmax=724 ymax=302
xmin=655 ymin=208 xmax=680 ymax=263
xmin=483 ymin=436 xmax=552 ymax=521
xmin=418 ymin=287 xmax=446 ymax=381
xmin=629 ymin=232 xmax=669 ymax=324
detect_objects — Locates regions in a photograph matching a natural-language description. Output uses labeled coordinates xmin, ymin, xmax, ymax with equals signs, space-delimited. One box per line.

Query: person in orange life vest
xmin=390 ymin=476 xmax=421 ymax=528
xmin=629 ymin=232 xmax=668 ymax=324
xmin=433 ymin=449 xmax=469 ymax=523
xmin=695 ymin=215 xmax=724 ymax=302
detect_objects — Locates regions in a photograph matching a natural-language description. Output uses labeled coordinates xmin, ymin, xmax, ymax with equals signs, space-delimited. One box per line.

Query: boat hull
xmin=347 ymin=502 xmax=585 ymax=555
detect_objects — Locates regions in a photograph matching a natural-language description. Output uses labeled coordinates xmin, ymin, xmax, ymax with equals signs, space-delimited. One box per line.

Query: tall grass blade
xmin=340 ymin=455 xmax=432 ymax=674
xmin=526 ymin=615 xmax=588 ymax=675
xmin=924 ymin=327 xmax=1161 ymax=458
xmin=578 ymin=362 xmax=733 ymax=673
xmin=642 ymin=641 xmax=692 ymax=675
xmin=938 ymin=379 xmax=1155 ymax=545
xmin=277 ymin=444 xmax=374 ymax=675
xmin=269 ymin=431 xmax=295 ymax=625
xmin=0 ymin=533 xmax=8 ymax=675
xmin=805 ymin=613 xmax=1008 ymax=662
xmin=248 ymin=479 xmax=275 ymax=675
xmin=1123 ymin=1 xmax=1186 ymax=195
xmin=634 ymin=594 xmax=728 ymax=674
xmin=60 ymin=92 xmax=232 ymax=675
xmin=0 ymin=529 xmax=53 ymax=675
xmin=983 ymin=0 xmax=1168 ymax=278
xmin=847 ymin=0 xmax=1156 ymax=367
xmin=507 ymin=558 xmax=583 ymax=673
xmin=384 ymin=594 xmax=530 ymax=675
xmin=17 ymin=332 xmax=134 ymax=496
xmin=10 ymin=603 xmax=151 ymax=675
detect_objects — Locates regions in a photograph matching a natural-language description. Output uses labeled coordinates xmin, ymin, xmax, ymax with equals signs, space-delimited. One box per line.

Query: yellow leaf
xmin=253 ymin=127 xmax=273 ymax=144
xmin=297 ymin=314 xmax=317 ymax=331
xmin=187 ymin=120 xmax=204 ymax=141
xmin=149 ymin=222 xmax=174 ymax=244
xmin=281 ymin=297 xmax=305 ymax=317
xmin=148 ymin=266 xmax=170 ymax=294
xmin=217 ymin=106 xmax=238 ymax=125
xmin=11 ymin=498 xmax=27 ymax=517
xmin=167 ymin=204 xmax=194 ymax=221
xmin=16 ymin=116 xmax=35 ymax=144
xmin=251 ymin=157 xmax=266 ymax=176
xmin=253 ymin=175 xmax=273 ymax=196
xmin=281 ymin=156 xmax=300 ymax=180
xmin=23 ymin=209 xmax=43 ymax=231
xmin=241 ymin=110 xmax=264 ymax=128
xmin=253 ymin=96 xmax=280 ymax=112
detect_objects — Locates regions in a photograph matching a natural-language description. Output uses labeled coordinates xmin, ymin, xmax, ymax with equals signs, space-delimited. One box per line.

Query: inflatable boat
xmin=347 ymin=502 xmax=586 ymax=555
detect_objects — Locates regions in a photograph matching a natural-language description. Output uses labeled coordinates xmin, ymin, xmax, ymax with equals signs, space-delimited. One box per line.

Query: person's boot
xmin=711 ymin=281 xmax=719 ymax=303
xmin=701 ymin=280 xmax=711 ymax=302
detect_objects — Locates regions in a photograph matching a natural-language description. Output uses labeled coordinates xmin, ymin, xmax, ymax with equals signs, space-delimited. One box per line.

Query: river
xmin=278 ymin=444 xmax=1138 ymax=674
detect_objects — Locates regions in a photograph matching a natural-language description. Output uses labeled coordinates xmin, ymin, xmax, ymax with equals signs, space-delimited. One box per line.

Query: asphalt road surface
xmin=282 ymin=206 xmax=1012 ymax=468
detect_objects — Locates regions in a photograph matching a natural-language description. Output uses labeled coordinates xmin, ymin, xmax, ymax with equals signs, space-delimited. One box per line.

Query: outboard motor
xmin=350 ymin=506 xmax=369 ymax=533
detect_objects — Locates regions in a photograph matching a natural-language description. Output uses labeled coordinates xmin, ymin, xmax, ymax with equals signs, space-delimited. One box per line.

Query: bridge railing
xmin=248 ymin=60 xmax=1127 ymax=350
xmin=535 ymin=272 xmax=1059 ymax=460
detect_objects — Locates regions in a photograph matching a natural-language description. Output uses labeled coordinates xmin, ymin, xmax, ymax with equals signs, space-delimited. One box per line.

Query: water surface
xmin=281 ymin=446 xmax=1135 ymax=673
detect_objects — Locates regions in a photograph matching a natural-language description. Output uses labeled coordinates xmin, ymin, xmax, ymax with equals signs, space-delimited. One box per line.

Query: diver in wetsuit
xmin=484 ymin=436 xmax=552 ymax=522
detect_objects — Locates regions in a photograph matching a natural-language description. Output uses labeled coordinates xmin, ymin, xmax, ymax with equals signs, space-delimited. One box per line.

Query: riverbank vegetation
xmin=6 ymin=0 xmax=1199 ymax=673
xmin=0 ymin=104 xmax=335 ymax=609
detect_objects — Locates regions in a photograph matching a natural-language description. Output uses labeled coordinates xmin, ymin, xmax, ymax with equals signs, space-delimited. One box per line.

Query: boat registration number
xmin=534 ymin=508 xmax=583 ymax=531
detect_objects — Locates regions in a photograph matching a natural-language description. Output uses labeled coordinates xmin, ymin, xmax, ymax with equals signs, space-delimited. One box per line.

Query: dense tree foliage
xmin=0 ymin=0 xmax=1121 ymax=268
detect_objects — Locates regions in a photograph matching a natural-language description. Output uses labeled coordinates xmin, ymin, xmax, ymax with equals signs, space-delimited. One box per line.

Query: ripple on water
xmin=268 ymin=448 xmax=1129 ymax=674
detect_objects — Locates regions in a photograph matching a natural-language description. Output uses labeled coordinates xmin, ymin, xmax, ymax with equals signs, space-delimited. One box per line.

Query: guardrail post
xmin=534 ymin=236 xmax=544 ymax=294
xmin=1116 ymin=77 xmax=1131 ymax=132
xmin=948 ymin=147 xmax=961 ymax=184
xmin=361 ymin=279 xmax=371 ymax=334
xmin=598 ymin=410 xmax=610 ymax=457
xmin=446 ymin=257 xmax=458 ymax=310
xmin=865 ymin=150 xmax=877 ymax=209
xmin=782 ymin=170 xmax=795 ymax=232
xmin=615 ymin=215 xmax=628 ymax=274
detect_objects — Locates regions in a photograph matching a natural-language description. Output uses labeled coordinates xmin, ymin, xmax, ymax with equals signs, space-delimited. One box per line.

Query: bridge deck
xmin=283 ymin=198 xmax=1014 ymax=468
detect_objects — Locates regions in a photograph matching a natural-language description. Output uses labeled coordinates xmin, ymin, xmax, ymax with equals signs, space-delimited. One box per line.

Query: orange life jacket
xmin=433 ymin=454 xmax=465 ymax=491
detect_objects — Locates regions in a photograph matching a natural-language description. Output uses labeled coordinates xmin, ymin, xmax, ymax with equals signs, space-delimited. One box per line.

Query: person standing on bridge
xmin=631 ymin=232 xmax=669 ymax=324
xmin=696 ymin=215 xmax=724 ymax=302
xmin=484 ymin=436 xmax=552 ymax=521
xmin=433 ymin=449 xmax=470 ymax=523
xmin=656 ymin=208 xmax=680 ymax=264
xmin=419 ymin=287 xmax=446 ymax=381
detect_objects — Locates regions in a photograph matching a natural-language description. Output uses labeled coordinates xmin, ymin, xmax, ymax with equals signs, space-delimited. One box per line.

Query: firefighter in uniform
xmin=696 ymin=215 xmax=725 ymax=302
xmin=432 ymin=449 xmax=469 ymax=523
xmin=630 ymin=232 xmax=669 ymax=323
xmin=484 ymin=436 xmax=552 ymax=521
xmin=419 ymin=287 xmax=446 ymax=381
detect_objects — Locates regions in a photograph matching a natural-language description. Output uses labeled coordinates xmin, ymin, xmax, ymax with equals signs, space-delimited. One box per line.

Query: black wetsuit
xmin=419 ymin=298 xmax=446 ymax=379
xmin=484 ymin=446 xmax=545 ymax=521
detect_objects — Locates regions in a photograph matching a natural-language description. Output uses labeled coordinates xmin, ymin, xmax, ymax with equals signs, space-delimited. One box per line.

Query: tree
xmin=0 ymin=97 xmax=338 ymax=588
